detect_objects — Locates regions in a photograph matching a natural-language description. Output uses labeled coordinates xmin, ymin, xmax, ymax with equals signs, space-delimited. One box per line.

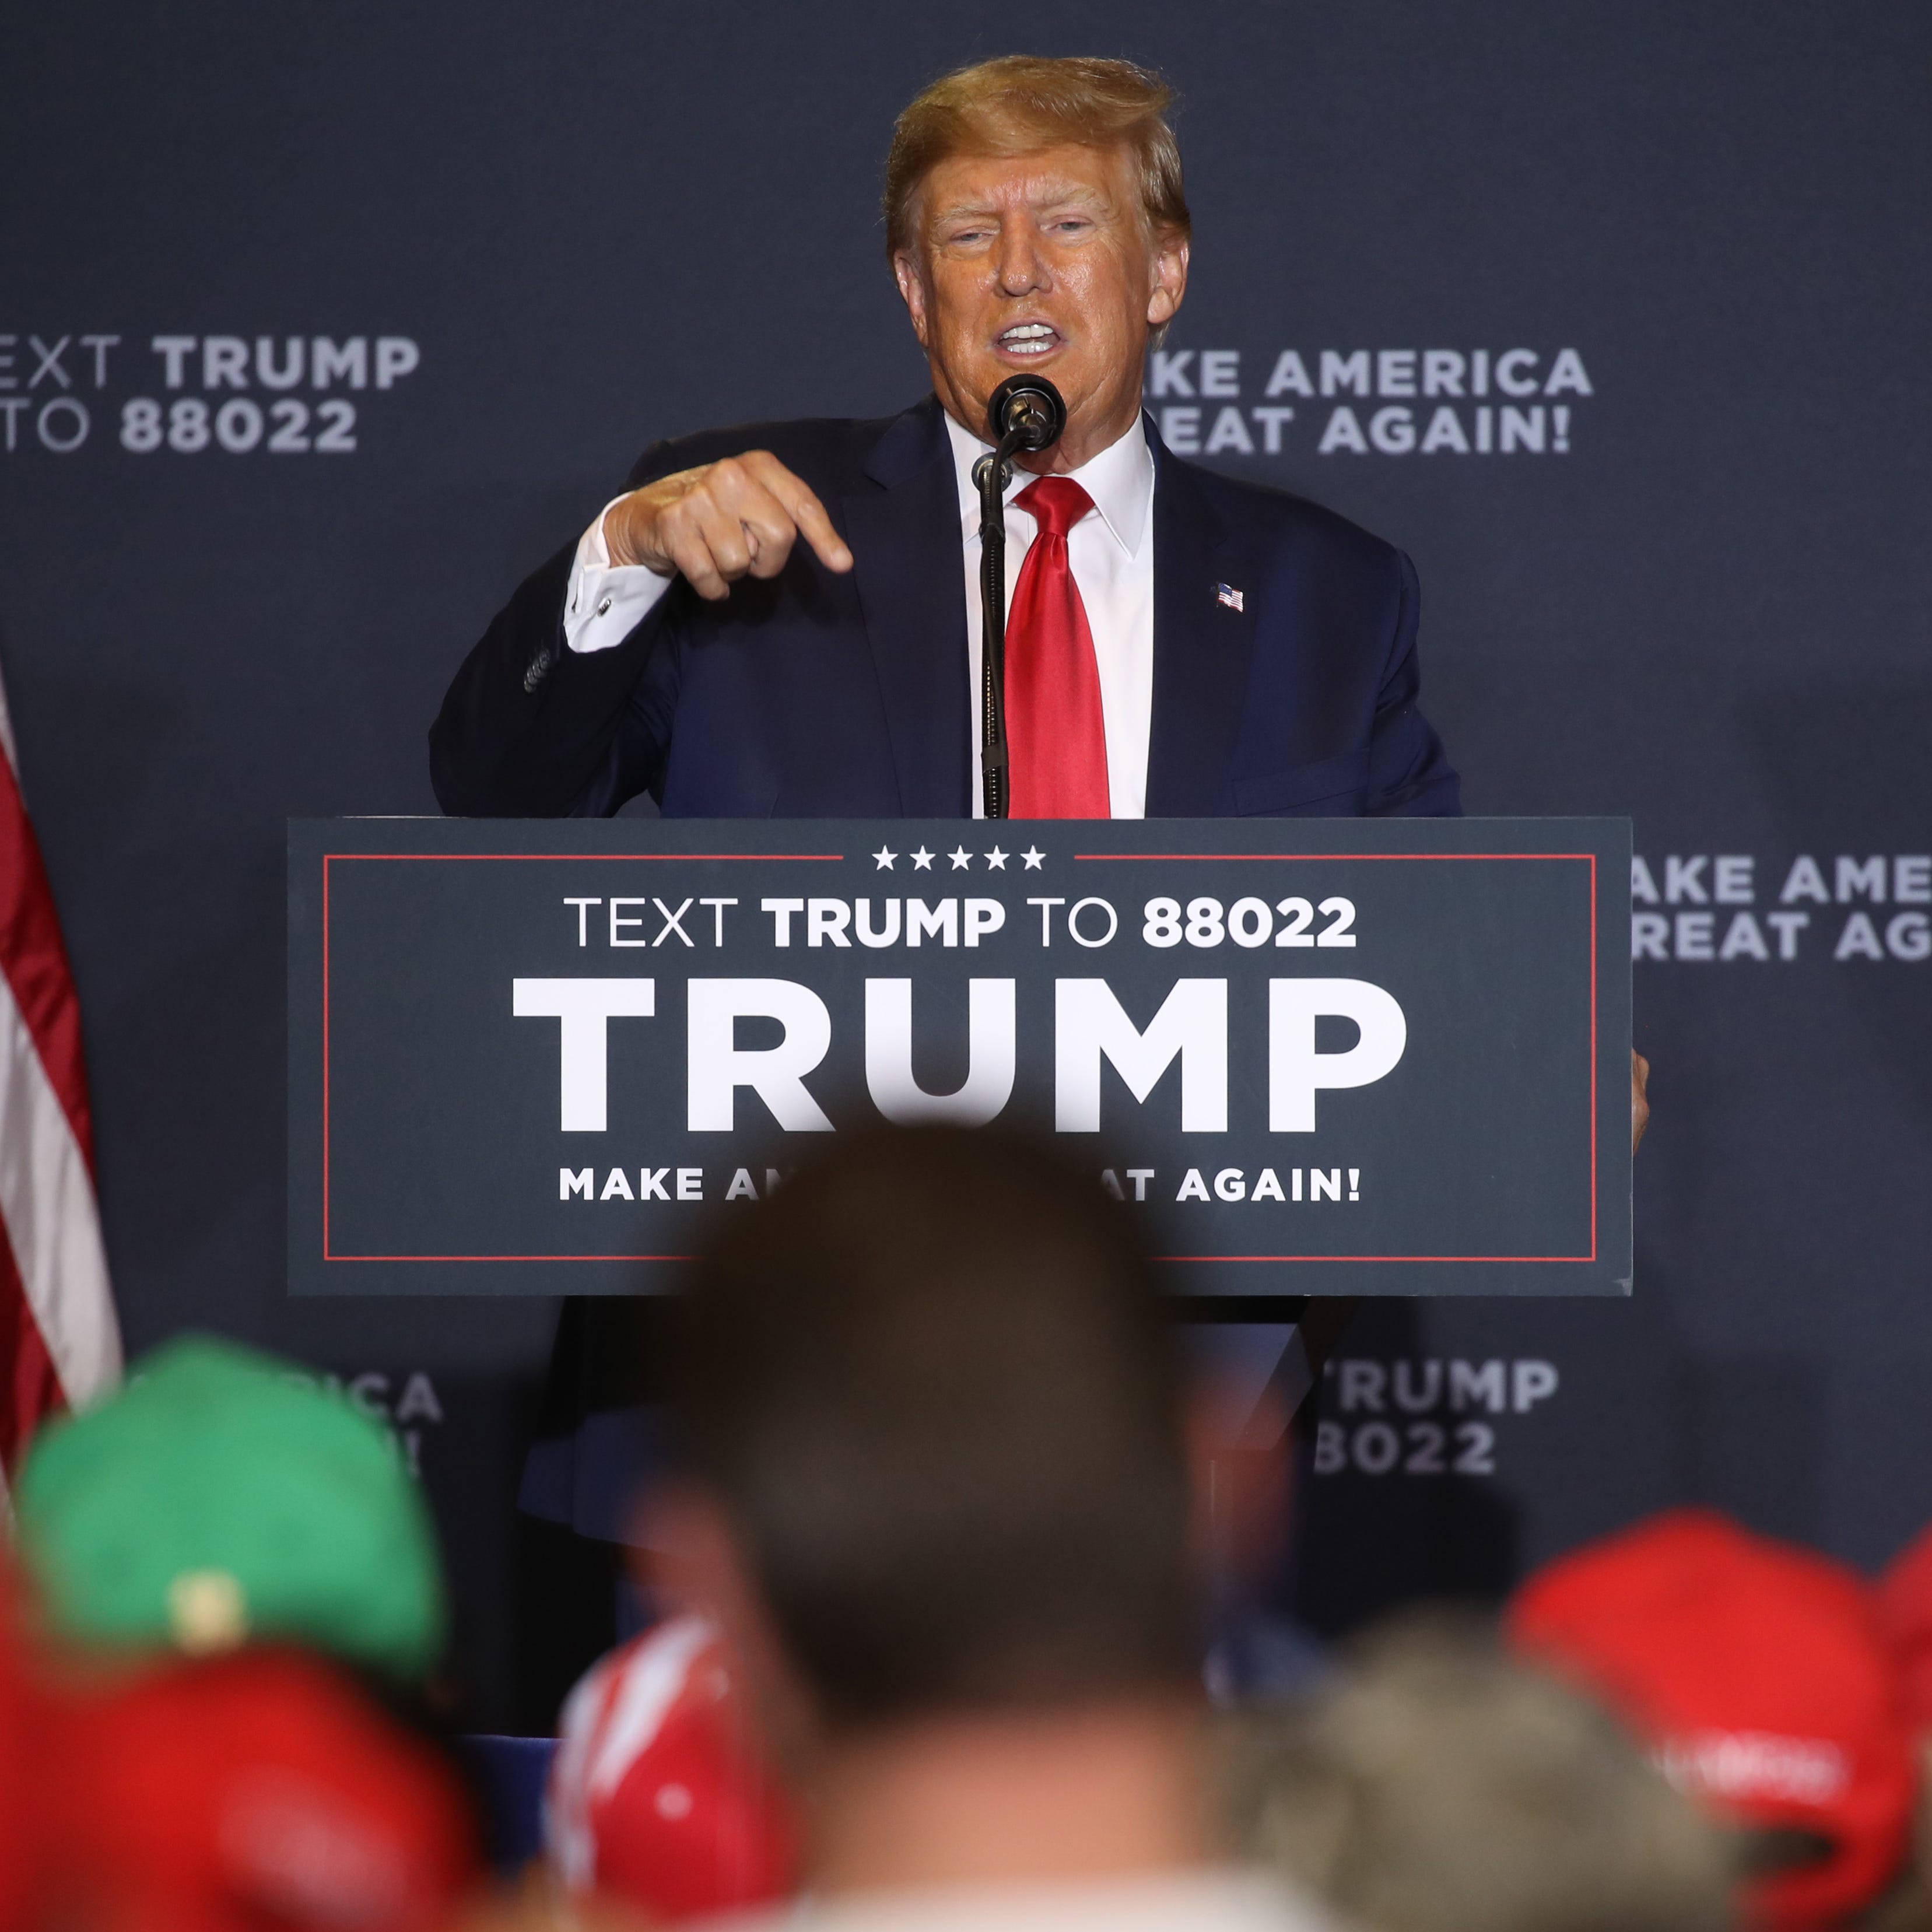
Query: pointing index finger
xmin=753 ymin=456 xmax=853 ymax=574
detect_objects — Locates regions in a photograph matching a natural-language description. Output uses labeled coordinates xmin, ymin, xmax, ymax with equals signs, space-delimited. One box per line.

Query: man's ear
xmin=632 ymin=1479 xmax=821 ymax=1773
xmin=893 ymin=250 xmax=932 ymax=349
xmin=1146 ymin=232 xmax=1190 ymax=330
xmin=632 ymin=1477 xmax=755 ymax=1624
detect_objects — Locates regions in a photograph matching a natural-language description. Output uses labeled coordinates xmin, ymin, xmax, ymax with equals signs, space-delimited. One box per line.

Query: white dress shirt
xmin=559 ymin=412 xmax=1156 ymax=819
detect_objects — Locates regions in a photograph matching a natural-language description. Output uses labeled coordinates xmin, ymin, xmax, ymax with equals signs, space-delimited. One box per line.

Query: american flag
xmin=0 ymin=669 xmax=121 ymax=1486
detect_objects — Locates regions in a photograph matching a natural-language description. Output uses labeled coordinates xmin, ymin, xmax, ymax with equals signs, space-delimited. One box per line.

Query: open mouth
xmin=996 ymin=322 xmax=1063 ymax=358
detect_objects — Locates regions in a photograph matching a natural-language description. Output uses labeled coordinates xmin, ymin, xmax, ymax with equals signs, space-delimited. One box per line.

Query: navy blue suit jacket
xmin=430 ymin=395 xmax=1458 ymax=821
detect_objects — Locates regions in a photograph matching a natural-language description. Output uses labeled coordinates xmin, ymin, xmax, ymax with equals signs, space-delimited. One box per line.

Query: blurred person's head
xmin=545 ymin=1614 xmax=795 ymax=1922
xmin=1512 ymin=1509 xmax=1918 ymax=1931
xmin=14 ymin=1335 xmax=445 ymax=1683
xmin=47 ymin=1644 xmax=479 ymax=1932
xmin=646 ymin=1124 xmax=1206 ymax=1892
xmin=1219 ymin=1614 xmax=1733 ymax=1932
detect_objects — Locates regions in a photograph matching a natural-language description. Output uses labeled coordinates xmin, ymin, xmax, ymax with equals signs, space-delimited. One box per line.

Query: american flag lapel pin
xmin=1215 ymin=582 xmax=1244 ymax=612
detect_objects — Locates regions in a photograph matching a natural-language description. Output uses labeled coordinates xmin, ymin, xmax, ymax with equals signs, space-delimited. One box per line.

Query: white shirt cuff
xmin=563 ymin=495 xmax=676 ymax=654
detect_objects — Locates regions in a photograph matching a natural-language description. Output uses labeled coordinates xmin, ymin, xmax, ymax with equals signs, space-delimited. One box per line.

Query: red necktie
xmin=1005 ymin=476 xmax=1111 ymax=819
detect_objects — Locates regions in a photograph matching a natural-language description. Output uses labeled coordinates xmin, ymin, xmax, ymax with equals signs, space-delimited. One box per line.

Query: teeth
xmin=1000 ymin=324 xmax=1057 ymax=356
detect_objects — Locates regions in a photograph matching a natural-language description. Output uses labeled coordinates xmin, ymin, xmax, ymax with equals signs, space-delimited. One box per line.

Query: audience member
xmin=546 ymin=1611 xmax=794 ymax=1920
xmin=15 ymin=1334 xmax=444 ymax=1679
xmin=1512 ymin=1508 xmax=1919 ymax=1930
xmin=6 ymin=1333 xmax=486 ymax=1931
xmin=48 ymin=1644 xmax=478 ymax=1932
xmin=641 ymin=1123 xmax=1339 ymax=1931
xmin=1218 ymin=1612 xmax=1732 ymax=1932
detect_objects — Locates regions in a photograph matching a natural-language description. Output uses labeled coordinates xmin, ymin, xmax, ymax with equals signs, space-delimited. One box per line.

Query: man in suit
xmin=436 ymin=53 xmax=1480 ymax=1703
xmin=430 ymin=54 xmax=1460 ymax=826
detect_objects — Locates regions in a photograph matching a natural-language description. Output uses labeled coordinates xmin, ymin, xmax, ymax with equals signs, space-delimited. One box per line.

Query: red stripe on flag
xmin=0 ymin=1217 xmax=64 ymax=1476
xmin=0 ymin=753 xmax=95 ymax=1173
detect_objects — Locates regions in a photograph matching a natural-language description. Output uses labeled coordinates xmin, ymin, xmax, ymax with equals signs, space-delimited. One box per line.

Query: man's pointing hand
xmin=605 ymin=451 xmax=854 ymax=600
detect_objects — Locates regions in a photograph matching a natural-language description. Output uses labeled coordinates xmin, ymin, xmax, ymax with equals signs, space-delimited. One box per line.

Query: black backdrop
xmin=5 ymin=1 xmax=1929 ymax=1723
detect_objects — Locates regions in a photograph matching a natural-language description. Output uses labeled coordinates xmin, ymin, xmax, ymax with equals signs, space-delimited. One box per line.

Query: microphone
xmin=973 ymin=376 xmax=1067 ymax=820
xmin=986 ymin=373 xmax=1067 ymax=455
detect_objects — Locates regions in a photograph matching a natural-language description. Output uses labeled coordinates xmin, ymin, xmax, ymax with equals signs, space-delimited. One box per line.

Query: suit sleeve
xmin=427 ymin=443 xmax=683 ymax=818
xmin=1363 ymin=549 xmax=1462 ymax=818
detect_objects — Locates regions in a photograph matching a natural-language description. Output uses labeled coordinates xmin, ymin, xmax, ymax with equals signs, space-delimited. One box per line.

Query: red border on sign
xmin=1075 ymin=850 xmax=1599 ymax=1265
xmin=318 ymin=849 xmax=1600 ymax=1268
xmin=321 ymin=852 xmax=839 ymax=1263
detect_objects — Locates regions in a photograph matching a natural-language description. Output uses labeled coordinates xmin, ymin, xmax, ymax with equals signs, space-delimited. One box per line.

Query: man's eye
xmin=946 ymin=227 xmax=992 ymax=246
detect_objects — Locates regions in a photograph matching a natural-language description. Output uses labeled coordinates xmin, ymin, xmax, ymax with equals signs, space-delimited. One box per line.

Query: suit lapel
xmin=1145 ymin=423 xmax=1254 ymax=817
xmin=843 ymin=398 xmax=970 ymax=816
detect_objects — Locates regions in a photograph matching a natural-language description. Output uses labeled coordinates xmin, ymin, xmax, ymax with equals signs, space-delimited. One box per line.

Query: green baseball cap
xmin=14 ymin=1334 xmax=446 ymax=1681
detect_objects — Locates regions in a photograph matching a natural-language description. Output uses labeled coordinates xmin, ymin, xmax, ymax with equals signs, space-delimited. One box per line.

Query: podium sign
xmin=287 ymin=818 xmax=1631 ymax=1298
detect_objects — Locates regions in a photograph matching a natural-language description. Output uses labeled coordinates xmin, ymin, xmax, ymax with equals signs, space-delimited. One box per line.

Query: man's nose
xmin=993 ymin=225 xmax=1049 ymax=296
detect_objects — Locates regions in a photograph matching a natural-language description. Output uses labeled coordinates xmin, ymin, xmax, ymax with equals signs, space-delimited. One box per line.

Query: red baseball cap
xmin=1877 ymin=1523 xmax=1932 ymax=1733
xmin=49 ymin=1645 xmax=479 ymax=1932
xmin=0 ymin=1565 xmax=57 ymax=1932
xmin=1510 ymin=1509 xmax=1917 ymax=1931
xmin=547 ymin=1616 xmax=796 ymax=1922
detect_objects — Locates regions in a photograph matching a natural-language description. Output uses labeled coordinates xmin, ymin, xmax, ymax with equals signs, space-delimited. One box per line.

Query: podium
xmin=287 ymin=815 xmax=1631 ymax=1300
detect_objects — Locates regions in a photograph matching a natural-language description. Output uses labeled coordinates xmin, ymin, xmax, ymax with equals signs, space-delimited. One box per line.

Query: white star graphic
xmin=984 ymin=846 xmax=1009 ymax=869
xmin=1022 ymin=847 xmax=1046 ymax=870
xmin=872 ymin=846 xmax=897 ymax=871
xmin=948 ymin=846 xmax=973 ymax=869
xmin=911 ymin=846 xmax=935 ymax=870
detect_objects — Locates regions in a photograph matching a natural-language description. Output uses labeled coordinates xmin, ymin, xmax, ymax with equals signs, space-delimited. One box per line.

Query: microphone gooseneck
xmin=975 ymin=375 xmax=1067 ymax=819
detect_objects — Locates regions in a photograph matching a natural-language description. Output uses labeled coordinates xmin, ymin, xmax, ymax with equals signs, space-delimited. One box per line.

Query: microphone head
xmin=987 ymin=374 xmax=1067 ymax=453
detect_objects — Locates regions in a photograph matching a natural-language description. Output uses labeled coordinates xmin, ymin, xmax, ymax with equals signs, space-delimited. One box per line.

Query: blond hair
xmin=882 ymin=55 xmax=1190 ymax=261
